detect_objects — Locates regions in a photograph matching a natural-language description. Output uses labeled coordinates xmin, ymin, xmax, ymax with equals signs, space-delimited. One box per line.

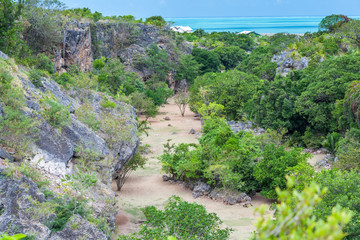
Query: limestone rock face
xmin=0 ymin=176 xmax=107 ymax=240
xmin=0 ymin=51 xmax=9 ymax=60
xmin=0 ymin=177 xmax=51 ymax=239
xmin=49 ymin=215 xmax=107 ymax=240
xmin=271 ymin=50 xmax=309 ymax=76
xmin=0 ymin=148 xmax=13 ymax=161
xmin=56 ymin=21 xmax=189 ymax=91
xmin=11 ymin=74 xmax=139 ymax=178
xmin=62 ymin=118 xmax=110 ymax=159
xmin=55 ymin=22 xmax=92 ymax=72
xmin=227 ymin=120 xmax=265 ymax=135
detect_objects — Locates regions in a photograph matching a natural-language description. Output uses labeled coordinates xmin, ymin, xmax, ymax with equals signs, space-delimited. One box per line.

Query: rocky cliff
xmin=55 ymin=20 xmax=191 ymax=87
xmin=0 ymin=51 xmax=139 ymax=238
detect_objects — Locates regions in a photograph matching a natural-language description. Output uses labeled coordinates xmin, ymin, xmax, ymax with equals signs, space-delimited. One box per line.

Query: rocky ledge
xmin=163 ymin=176 xmax=252 ymax=207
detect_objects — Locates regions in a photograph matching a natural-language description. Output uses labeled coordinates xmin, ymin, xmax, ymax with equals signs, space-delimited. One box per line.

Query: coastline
xmin=260 ymin=33 xmax=305 ymax=36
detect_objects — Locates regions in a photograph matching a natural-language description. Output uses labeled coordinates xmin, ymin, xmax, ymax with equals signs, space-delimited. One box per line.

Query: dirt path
xmin=113 ymin=100 xmax=273 ymax=240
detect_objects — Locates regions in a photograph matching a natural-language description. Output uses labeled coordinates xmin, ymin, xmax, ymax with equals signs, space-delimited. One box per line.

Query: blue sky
xmin=60 ymin=0 xmax=360 ymax=18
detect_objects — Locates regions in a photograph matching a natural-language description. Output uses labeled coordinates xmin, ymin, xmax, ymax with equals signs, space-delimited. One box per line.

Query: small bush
xmin=254 ymin=144 xmax=310 ymax=199
xmin=39 ymin=94 xmax=71 ymax=129
xmin=100 ymin=97 xmax=116 ymax=108
xmin=76 ymin=104 xmax=101 ymax=131
xmin=119 ymin=196 xmax=231 ymax=240
xmin=253 ymin=177 xmax=352 ymax=239
xmin=29 ymin=69 xmax=46 ymax=88
xmin=0 ymin=71 xmax=36 ymax=153
xmin=34 ymin=53 xmax=54 ymax=74
xmin=54 ymin=73 xmax=74 ymax=88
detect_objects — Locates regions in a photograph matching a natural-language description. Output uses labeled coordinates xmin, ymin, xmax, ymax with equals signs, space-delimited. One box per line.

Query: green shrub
xmin=335 ymin=128 xmax=360 ymax=171
xmin=314 ymin=169 xmax=360 ymax=239
xmin=76 ymin=104 xmax=101 ymax=131
xmin=160 ymin=118 xmax=261 ymax=194
xmin=114 ymin=146 xmax=147 ymax=191
xmin=98 ymin=58 xmax=141 ymax=95
xmin=192 ymin=48 xmax=221 ymax=74
xmin=254 ymin=144 xmax=310 ymax=199
xmin=253 ymin=177 xmax=352 ymax=239
xmin=0 ymin=71 xmax=36 ymax=153
xmin=145 ymin=16 xmax=167 ymax=27
xmin=33 ymin=53 xmax=54 ymax=74
xmin=145 ymin=79 xmax=173 ymax=106
xmin=119 ymin=196 xmax=231 ymax=240
xmin=189 ymin=70 xmax=263 ymax=120
xmin=100 ymin=97 xmax=116 ymax=108
xmin=39 ymin=94 xmax=71 ymax=129
xmin=28 ymin=69 xmax=46 ymax=88
xmin=322 ymin=132 xmax=342 ymax=155
xmin=130 ymin=92 xmax=158 ymax=118
xmin=54 ymin=73 xmax=74 ymax=88
xmin=0 ymin=234 xmax=27 ymax=240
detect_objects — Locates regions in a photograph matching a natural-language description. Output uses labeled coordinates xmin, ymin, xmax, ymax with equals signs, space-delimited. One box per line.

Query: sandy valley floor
xmin=113 ymin=100 xmax=273 ymax=240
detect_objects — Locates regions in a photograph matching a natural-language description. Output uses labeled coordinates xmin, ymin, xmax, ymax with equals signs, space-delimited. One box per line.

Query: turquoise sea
xmin=165 ymin=16 xmax=360 ymax=33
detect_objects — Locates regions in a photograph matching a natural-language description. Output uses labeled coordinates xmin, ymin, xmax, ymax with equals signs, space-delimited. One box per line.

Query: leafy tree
xmin=198 ymin=102 xmax=224 ymax=119
xmin=92 ymin=57 xmax=106 ymax=72
xmin=175 ymin=54 xmax=201 ymax=84
xmin=254 ymin=144 xmax=310 ymax=199
xmin=33 ymin=53 xmax=54 ymax=73
xmin=334 ymin=19 xmax=360 ymax=45
xmin=22 ymin=0 xmax=64 ymax=53
xmin=335 ymin=128 xmax=360 ymax=171
xmin=145 ymin=15 xmax=167 ymax=27
xmin=191 ymin=48 xmax=221 ymax=74
xmin=0 ymin=0 xmax=25 ymax=55
xmin=174 ymin=91 xmax=189 ymax=117
xmin=119 ymin=196 xmax=231 ymax=240
xmin=253 ymin=74 xmax=307 ymax=133
xmin=253 ymin=177 xmax=352 ymax=240
xmin=266 ymin=33 xmax=299 ymax=54
xmin=237 ymin=46 xmax=277 ymax=81
xmin=319 ymin=14 xmax=349 ymax=32
xmin=160 ymin=118 xmax=261 ymax=194
xmin=143 ymin=44 xmax=173 ymax=81
xmin=213 ymin=46 xmax=246 ymax=70
xmin=98 ymin=58 xmax=141 ymax=95
xmin=295 ymin=53 xmax=360 ymax=133
xmin=130 ymin=91 xmax=158 ymax=118
xmin=190 ymin=70 xmax=263 ymax=120
xmin=145 ymin=78 xmax=173 ymax=106
xmin=314 ymin=169 xmax=360 ymax=239
xmin=114 ymin=147 xmax=147 ymax=191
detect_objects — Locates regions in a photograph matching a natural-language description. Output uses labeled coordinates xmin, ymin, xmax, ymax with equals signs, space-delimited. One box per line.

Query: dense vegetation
xmin=1 ymin=1 xmax=360 ymax=238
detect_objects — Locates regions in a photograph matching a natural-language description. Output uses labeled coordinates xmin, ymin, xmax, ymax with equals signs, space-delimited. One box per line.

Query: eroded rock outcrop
xmin=0 ymin=177 xmax=51 ymax=239
xmin=15 ymin=75 xmax=139 ymax=177
xmin=55 ymin=22 xmax=92 ymax=73
xmin=271 ymin=50 xmax=309 ymax=76
xmin=227 ymin=120 xmax=265 ymax=135
xmin=0 ymin=175 xmax=107 ymax=240
xmin=55 ymin=21 xmax=190 ymax=91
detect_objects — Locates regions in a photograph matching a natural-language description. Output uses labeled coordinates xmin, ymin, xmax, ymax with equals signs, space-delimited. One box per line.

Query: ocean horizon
xmin=165 ymin=16 xmax=360 ymax=34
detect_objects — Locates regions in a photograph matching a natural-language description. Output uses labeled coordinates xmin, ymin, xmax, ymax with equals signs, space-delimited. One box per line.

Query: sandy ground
xmin=112 ymin=99 xmax=326 ymax=239
xmin=112 ymin=100 xmax=273 ymax=240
